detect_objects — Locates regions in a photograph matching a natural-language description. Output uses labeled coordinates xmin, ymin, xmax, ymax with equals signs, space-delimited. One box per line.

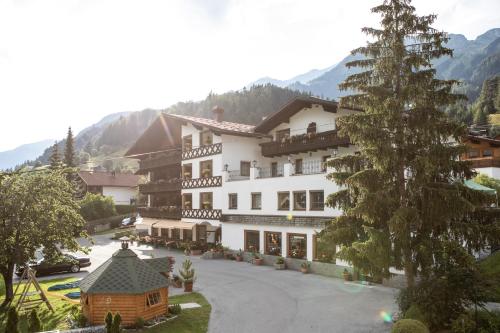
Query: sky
xmin=0 ymin=0 xmax=499 ymax=151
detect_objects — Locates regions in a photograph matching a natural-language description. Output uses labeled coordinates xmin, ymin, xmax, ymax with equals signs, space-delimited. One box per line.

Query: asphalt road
xmin=33 ymin=234 xmax=398 ymax=333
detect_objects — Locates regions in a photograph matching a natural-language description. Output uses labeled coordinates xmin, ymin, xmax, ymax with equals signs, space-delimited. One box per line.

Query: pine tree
xmin=49 ymin=141 xmax=62 ymax=169
xmin=64 ymin=126 xmax=76 ymax=167
xmin=324 ymin=0 xmax=499 ymax=288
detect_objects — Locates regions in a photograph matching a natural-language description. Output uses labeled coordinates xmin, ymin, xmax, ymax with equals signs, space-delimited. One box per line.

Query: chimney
xmin=212 ymin=106 xmax=224 ymax=122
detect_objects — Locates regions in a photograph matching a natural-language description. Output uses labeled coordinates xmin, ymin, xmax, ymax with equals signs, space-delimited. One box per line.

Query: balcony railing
xmin=293 ymin=160 xmax=327 ymax=176
xmin=256 ymin=165 xmax=284 ymax=178
xmin=139 ymin=180 xmax=182 ymax=194
xmin=138 ymin=206 xmax=182 ymax=219
xmin=182 ymin=143 xmax=222 ymax=160
xmin=182 ymin=176 xmax=222 ymax=189
xmin=468 ymin=158 xmax=500 ymax=168
xmin=182 ymin=209 xmax=222 ymax=220
xmin=227 ymin=170 xmax=250 ymax=181
xmin=139 ymin=151 xmax=182 ymax=170
xmin=260 ymin=130 xmax=350 ymax=157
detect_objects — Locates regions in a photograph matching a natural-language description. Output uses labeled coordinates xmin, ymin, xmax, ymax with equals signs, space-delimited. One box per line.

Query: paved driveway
xmin=36 ymin=234 xmax=398 ymax=333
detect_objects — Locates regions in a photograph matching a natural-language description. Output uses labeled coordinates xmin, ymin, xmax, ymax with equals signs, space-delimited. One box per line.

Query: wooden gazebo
xmin=79 ymin=243 xmax=170 ymax=325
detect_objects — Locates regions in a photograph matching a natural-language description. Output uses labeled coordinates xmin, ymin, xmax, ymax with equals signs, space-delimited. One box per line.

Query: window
xmin=287 ymin=233 xmax=307 ymax=259
xmin=251 ymin=193 xmax=262 ymax=210
xmin=265 ymin=232 xmax=282 ymax=255
xmin=295 ymin=159 xmax=303 ymax=174
xmin=278 ymin=192 xmax=290 ymax=210
xmin=307 ymin=122 xmax=317 ymax=134
xmin=146 ymin=291 xmax=161 ymax=307
xmin=276 ymin=129 xmax=290 ymax=142
xmin=182 ymin=193 xmax=192 ymax=210
xmin=182 ymin=163 xmax=192 ymax=179
xmin=293 ymin=191 xmax=306 ymax=210
xmin=171 ymin=228 xmax=181 ymax=240
xmin=183 ymin=228 xmax=193 ymax=241
xmin=321 ymin=156 xmax=329 ymax=172
xmin=313 ymin=234 xmax=336 ymax=263
xmin=200 ymin=160 xmax=213 ymax=178
xmin=271 ymin=162 xmax=278 ymax=177
xmin=228 ymin=193 xmax=238 ymax=209
xmin=310 ymin=191 xmax=324 ymax=211
xmin=483 ymin=149 xmax=493 ymax=157
xmin=200 ymin=131 xmax=213 ymax=146
xmin=468 ymin=149 xmax=479 ymax=158
xmin=240 ymin=161 xmax=251 ymax=177
xmin=200 ymin=192 xmax=213 ymax=210
xmin=182 ymin=135 xmax=192 ymax=151
xmin=244 ymin=230 xmax=260 ymax=252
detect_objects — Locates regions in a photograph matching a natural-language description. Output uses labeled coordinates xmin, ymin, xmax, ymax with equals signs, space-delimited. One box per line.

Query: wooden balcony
xmin=468 ymin=158 xmax=500 ymax=169
xmin=138 ymin=206 xmax=182 ymax=219
xmin=182 ymin=209 xmax=222 ymax=220
xmin=182 ymin=176 xmax=222 ymax=189
xmin=139 ymin=180 xmax=182 ymax=194
xmin=139 ymin=151 xmax=182 ymax=171
xmin=182 ymin=143 xmax=222 ymax=160
xmin=260 ymin=130 xmax=350 ymax=157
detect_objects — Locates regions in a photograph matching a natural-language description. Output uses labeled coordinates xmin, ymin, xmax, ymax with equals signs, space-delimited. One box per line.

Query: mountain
xmin=249 ymin=28 xmax=500 ymax=102
xmin=0 ymin=139 xmax=54 ymax=170
xmin=247 ymin=65 xmax=335 ymax=89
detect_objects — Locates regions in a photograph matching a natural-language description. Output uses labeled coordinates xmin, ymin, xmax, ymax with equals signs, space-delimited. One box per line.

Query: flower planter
xmin=343 ymin=272 xmax=352 ymax=281
xmin=253 ymin=258 xmax=263 ymax=266
xmin=190 ymin=250 xmax=202 ymax=256
xmin=235 ymin=255 xmax=243 ymax=262
xmin=300 ymin=267 xmax=308 ymax=274
xmin=274 ymin=263 xmax=286 ymax=270
xmin=184 ymin=281 xmax=193 ymax=292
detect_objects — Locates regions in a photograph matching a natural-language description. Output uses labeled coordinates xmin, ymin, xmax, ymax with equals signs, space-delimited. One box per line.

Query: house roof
xmin=80 ymin=248 xmax=169 ymax=294
xmin=465 ymin=135 xmax=500 ymax=146
xmin=164 ymin=114 xmax=269 ymax=138
xmin=78 ymin=171 xmax=139 ymax=188
xmin=254 ymin=96 xmax=361 ymax=133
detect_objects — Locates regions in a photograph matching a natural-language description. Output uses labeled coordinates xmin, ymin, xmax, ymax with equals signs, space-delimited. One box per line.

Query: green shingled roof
xmin=80 ymin=248 xmax=169 ymax=294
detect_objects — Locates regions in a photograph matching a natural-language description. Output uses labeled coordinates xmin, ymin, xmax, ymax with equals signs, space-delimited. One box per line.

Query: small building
xmin=77 ymin=170 xmax=140 ymax=205
xmin=462 ymin=134 xmax=500 ymax=179
xmin=80 ymin=243 xmax=170 ymax=325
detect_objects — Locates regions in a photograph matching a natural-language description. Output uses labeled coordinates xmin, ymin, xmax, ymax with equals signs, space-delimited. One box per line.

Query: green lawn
xmin=145 ymin=292 xmax=211 ymax=333
xmin=0 ymin=277 xmax=79 ymax=332
xmin=480 ymin=251 xmax=500 ymax=302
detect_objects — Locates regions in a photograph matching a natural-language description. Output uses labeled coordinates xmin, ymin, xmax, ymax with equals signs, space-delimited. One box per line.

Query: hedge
xmin=392 ymin=319 xmax=429 ymax=333
xmin=85 ymin=214 xmax=129 ymax=234
xmin=115 ymin=205 xmax=136 ymax=215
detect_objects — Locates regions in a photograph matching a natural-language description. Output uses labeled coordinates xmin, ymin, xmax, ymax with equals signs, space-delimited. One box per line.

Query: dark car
xmin=15 ymin=254 xmax=91 ymax=277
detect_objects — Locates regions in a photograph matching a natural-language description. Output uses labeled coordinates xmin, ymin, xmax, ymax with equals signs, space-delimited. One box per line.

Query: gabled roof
xmin=164 ymin=114 xmax=269 ymax=138
xmin=80 ymin=248 xmax=169 ymax=294
xmin=465 ymin=135 xmax=500 ymax=146
xmin=78 ymin=171 xmax=139 ymax=188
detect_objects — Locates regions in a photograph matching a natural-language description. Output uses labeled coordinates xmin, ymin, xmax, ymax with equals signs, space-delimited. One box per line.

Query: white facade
xmin=475 ymin=167 xmax=500 ymax=179
xmin=102 ymin=186 xmax=137 ymax=205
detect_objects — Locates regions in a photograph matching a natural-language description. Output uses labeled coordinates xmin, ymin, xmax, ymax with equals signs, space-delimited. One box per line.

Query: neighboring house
xmin=77 ymin=170 xmax=140 ymax=205
xmin=126 ymin=96 xmax=360 ymax=262
xmin=462 ymin=134 xmax=500 ymax=179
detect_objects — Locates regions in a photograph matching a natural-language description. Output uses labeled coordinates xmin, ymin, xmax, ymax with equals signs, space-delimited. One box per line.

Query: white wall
xmin=475 ymin=167 xmax=500 ymax=179
xmin=102 ymin=186 xmax=136 ymax=205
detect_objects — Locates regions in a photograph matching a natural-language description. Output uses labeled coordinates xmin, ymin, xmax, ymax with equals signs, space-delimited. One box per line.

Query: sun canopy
xmin=464 ymin=179 xmax=497 ymax=195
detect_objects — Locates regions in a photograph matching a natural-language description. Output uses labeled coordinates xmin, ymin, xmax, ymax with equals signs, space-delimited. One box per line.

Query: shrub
xmin=391 ymin=319 xmax=429 ymax=333
xmin=105 ymin=312 xmax=113 ymax=333
xmin=6 ymin=307 xmax=19 ymax=333
xmin=115 ymin=204 xmax=135 ymax=215
xmin=179 ymin=259 xmax=195 ymax=283
xmin=451 ymin=313 xmax=476 ymax=333
xmin=134 ymin=317 xmax=145 ymax=329
xmin=112 ymin=312 xmax=122 ymax=333
xmin=69 ymin=304 xmax=87 ymax=328
xmin=169 ymin=303 xmax=182 ymax=315
xmin=79 ymin=192 xmax=117 ymax=221
xmin=451 ymin=310 xmax=500 ymax=333
xmin=28 ymin=309 xmax=41 ymax=333
xmin=404 ymin=304 xmax=428 ymax=327
xmin=275 ymin=256 xmax=285 ymax=264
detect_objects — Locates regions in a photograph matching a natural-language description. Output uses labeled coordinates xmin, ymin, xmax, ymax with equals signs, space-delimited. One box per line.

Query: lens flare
xmin=380 ymin=311 xmax=392 ymax=323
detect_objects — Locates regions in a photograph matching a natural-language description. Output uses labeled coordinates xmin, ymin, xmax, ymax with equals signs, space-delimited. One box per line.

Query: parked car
xmin=16 ymin=254 xmax=91 ymax=277
xmin=121 ymin=214 xmax=137 ymax=226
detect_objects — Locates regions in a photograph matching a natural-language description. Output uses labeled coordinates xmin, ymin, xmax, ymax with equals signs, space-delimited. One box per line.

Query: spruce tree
xmin=325 ymin=0 xmax=499 ymax=288
xmin=64 ymin=126 xmax=76 ymax=167
xmin=49 ymin=141 xmax=62 ymax=169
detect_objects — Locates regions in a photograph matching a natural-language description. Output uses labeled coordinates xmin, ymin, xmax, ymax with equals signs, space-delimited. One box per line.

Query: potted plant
xmin=172 ymin=274 xmax=182 ymax=288
xmin=253 ymin=252 xmax=263 ymax=266
xmin=274 ymin=256 xmax=286 ymax=270
xmin=343 ymin=268 xmax=352 ymax=281
xmin=189 ymin=242 xmax=202 ymax=256
xmin=300 ymin=261 xmax=311 ymax=274
xmin=235 ymin=249 xmax=243 ymax=262
xmin=179 ymin=259 xmax=195 ymax=292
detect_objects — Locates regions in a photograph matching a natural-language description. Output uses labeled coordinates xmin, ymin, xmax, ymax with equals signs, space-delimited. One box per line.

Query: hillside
xmin=0 ymin=139 xmax=54 ymax=170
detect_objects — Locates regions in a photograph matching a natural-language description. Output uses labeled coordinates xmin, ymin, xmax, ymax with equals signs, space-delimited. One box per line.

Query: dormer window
xmin=200 ymin=131 xmax=213 ymax=146
xmin=307 ymin=122 xmax=317 ymax=134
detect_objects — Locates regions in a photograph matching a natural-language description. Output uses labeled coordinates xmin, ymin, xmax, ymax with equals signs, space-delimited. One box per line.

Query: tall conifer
xmin=49 ymin=141 xmax=62 ymax=169
xmin=325 ymin=0 xmax=499 ymax=287
xmin=64 ymin=126 xmax=76 ymax=167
